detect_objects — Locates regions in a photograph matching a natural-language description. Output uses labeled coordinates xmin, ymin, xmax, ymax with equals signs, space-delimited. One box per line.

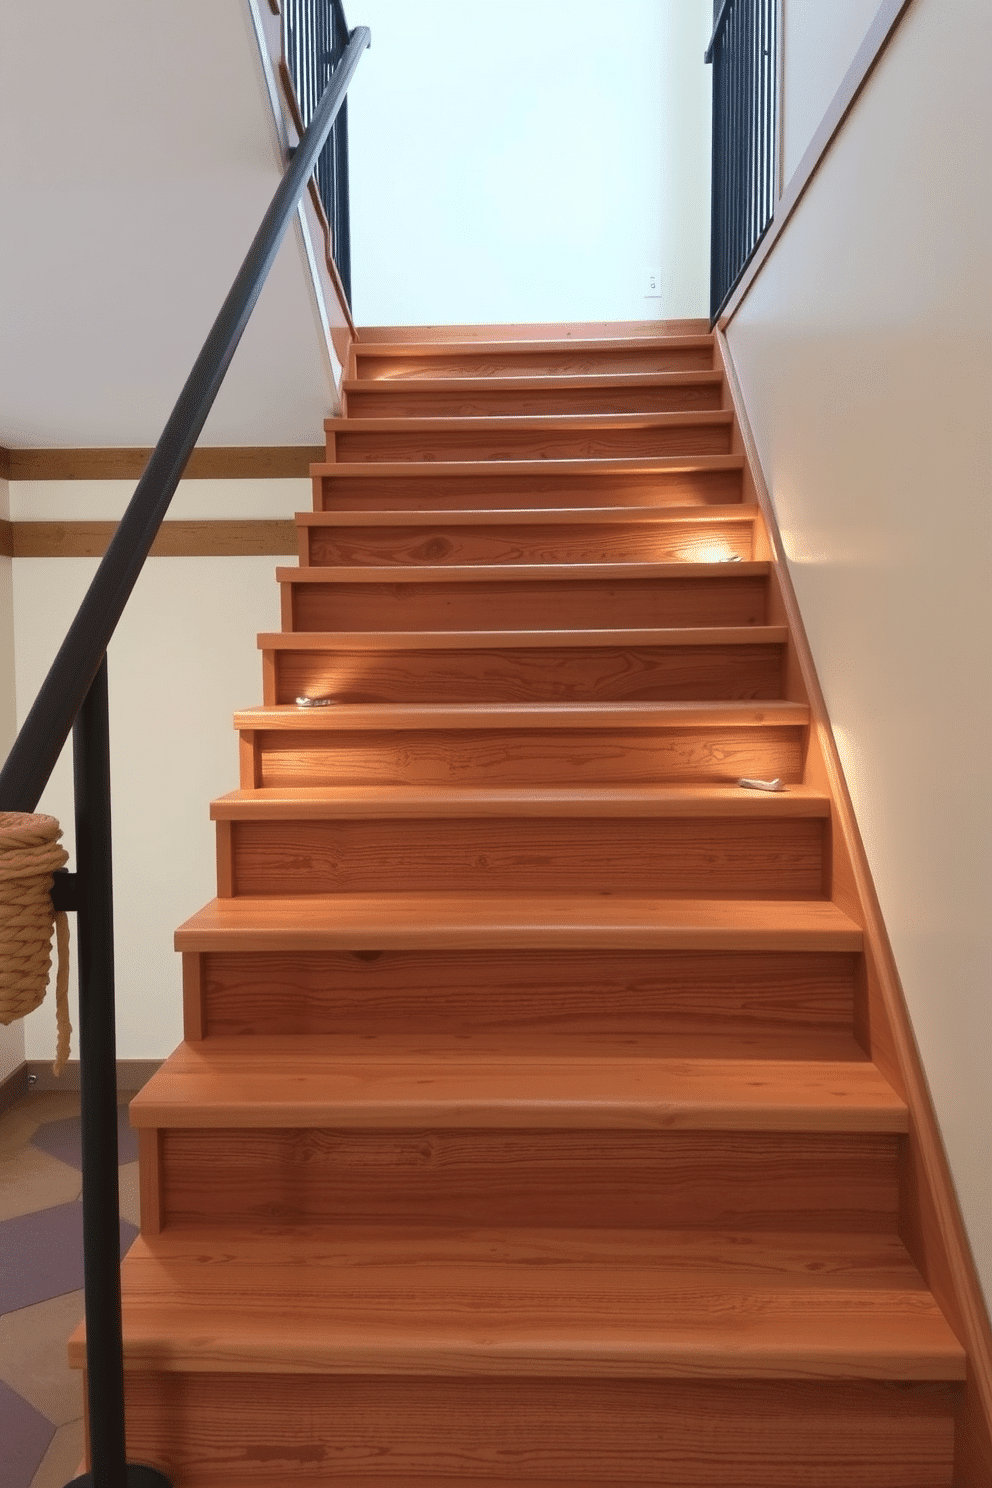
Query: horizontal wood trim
xmin=4 ymin=446 xmax=323 ymax=481
xmin=719 ymin=0 xmax=915 ymax=327
xmin=715 ymin=326 xmax=992 ymax=1475
xmin=0 ymin=518 xmax=13 ymax=557
xmin=10 ymin=520 xmax=298 ymax=557
xmin=0 ymin=1061 xmax=30 ymax=1117
xmin=356 ymin=319 xmax=712 ymax=343
xmin=0 ymin=444 xmax=10 ymax=479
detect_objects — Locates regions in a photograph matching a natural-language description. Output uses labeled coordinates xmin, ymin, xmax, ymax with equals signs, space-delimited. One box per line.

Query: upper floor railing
xmin=282 ymin=0 xmax=356 ymax=305
xmin=0 ymin=20 xmax=369 ymax=1488
xmin=706 ymin=0 xmax=779 ymax=322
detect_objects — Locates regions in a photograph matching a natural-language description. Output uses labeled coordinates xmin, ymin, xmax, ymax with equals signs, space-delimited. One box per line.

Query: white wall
xmin=780 ymin=0 xmax=882 ymax=184
xmin=0 ymin=472 xmax=25 ymax=1082
xmin=347 ymin=0 xmax=712 ymax=326
xmin=8 ymin=480 xmax=305 ymax=1062
xmin=726 ymin=0 xmax=992 ymax=1302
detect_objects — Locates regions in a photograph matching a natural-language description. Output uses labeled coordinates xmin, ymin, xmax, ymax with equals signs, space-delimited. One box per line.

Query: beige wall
xmin=0 ymin=472 xmax=26 ymax=1081
xmin=347 ymin=0 xmax=712 ymax=325
xmin=7 ymin=479 xmax=305 ymax=1065
xmin=780 ymin=0 xmax=882 ymax=184
xmin=726 ymin=0 xmax=992 ymax=1304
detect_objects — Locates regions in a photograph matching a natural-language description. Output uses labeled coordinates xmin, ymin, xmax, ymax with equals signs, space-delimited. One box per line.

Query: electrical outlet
xmin=645 ymin=268 xmax=662 ymax=298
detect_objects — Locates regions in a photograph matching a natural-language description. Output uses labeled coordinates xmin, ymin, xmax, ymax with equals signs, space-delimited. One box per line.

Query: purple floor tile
xmin=0 ymin=1379 xmax=55 ymax=1488
xmin=0 ymin=1203 xmax=139 ymax=1312
xmin=30 ymin=1105 xmax=139 ymax=1169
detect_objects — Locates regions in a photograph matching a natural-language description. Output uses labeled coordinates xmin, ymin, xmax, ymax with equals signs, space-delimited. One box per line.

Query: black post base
xmin=67 ymin=1466 xmax=173 ymax=1488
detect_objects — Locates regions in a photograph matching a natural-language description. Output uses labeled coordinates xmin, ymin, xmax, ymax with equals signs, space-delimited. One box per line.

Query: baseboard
xmin=0 ymin=1061 xmax=30 ymax=1116
xmin=25 ymin=1058 xmax=163 ymax=1094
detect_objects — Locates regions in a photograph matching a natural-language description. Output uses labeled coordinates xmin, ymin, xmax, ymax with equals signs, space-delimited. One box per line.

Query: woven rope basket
xmin=0 ymin=811 xmax=71 ymax=1073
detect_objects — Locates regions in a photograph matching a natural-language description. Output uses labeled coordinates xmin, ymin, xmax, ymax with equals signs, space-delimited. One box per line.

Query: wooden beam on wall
xmin=9 ymin=520 xmax=298 ymax=558
xmin=2 ymin=447 xmax=323 ymax=481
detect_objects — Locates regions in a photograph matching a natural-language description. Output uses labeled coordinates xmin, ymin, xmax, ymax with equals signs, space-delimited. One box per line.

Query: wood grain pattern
xmin=343 ymin=371 xmax=725 ymax=419
xmin=11 ymin=520 xmax=298 ymax=558
xmin=249 ymin=721 xmax=807 ymax=789
xmin=354 ymin=341 xmax=715 ymax=380
xmin=118 ymin=1371 xmax=956 ymax=1486
xmin=303 ymin=513 xmax=757 ymax=566
xmin=173 ymin=893 xmax=864 ymax=954
xmin=328 ymin=413 xmax=735 ymax=464
xmin=223 ymin=814 xmax=826 ymax=899
xmin=156 ymin=1127 xmax=899 ymax=1231
xmin=316 ymin=462 xmax=745 ymax=511
xmin=0 ymin=518 xmax=13 ymax=558
xmin=131 ymin=1032 xmax=904 ymax=1134
xmin=282 ymin=568 xmax=769 ymax=633
xmin=4 ymin=447 xmax=322 ymax=480
xmin=267 ymin=638 xmax=787 ymax=707
xmin=197 ymin=947 xmax=857 ymax=1039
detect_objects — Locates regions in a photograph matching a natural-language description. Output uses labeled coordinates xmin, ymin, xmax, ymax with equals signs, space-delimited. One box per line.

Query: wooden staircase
xmin=73 ymin=326 xmax=981 ymax=1484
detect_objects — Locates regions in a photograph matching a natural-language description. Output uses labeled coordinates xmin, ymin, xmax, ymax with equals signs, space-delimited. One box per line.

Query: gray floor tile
xmin=0 ymin=1203 xmax=138 ymax=1313
xmin=0 ymin=1379 xmax=55 ymax=1488
xmin=0 ymin=1290 xmax=85 ymax=1427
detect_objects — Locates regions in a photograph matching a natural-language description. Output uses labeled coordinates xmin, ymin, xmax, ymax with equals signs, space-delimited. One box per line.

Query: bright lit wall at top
xmin=346 ymin=0 xmax=712 ymax=326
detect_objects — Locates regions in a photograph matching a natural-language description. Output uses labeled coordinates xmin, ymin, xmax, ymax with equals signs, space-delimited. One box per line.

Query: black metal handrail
xmin=706 ymin=0 xmax=778 ymax=321
xmin=0 ymin=22 xmax=369 ymax=1488
xmin=282 ymin=0 xmax=355 ymax=304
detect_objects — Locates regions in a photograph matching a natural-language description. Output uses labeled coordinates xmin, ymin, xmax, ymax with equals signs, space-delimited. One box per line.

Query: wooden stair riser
xmin=315 ymin=466 xmax=744 ymax=512
xmin=216 ymin=815 xmax=829 ymax=900
xmin=148 ymin=1128 xmax=902 ymax=1233
xmin=117 ymin=1372 xmax=957 ymax=1487
xmin=344 ymin=376 xmax=726 ymax=419
xmin=264 ymin=641 xmax=787 ymax=707
xmin=241 ymin=721 xmax=807 ymax=790
xmin=354 ymin=344 xmax=716 ymax=380
xmin=189 ymin=947 xmax=859 ymax=1041
xmin=303 ymin=514 xmax=757 ymax=567
xmin=281 ymin=572 xmax=769 ymax=633
xmin=326 ymin=419 xmax=734 ymax=465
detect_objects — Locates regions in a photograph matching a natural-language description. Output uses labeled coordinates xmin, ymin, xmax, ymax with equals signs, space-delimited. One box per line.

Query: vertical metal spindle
xmin=67 ymin=658 xmax=171 ymax=1488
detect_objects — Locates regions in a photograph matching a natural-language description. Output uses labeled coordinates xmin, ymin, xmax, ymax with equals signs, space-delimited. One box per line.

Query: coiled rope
xmin=0 ymin=812 xmax=71 ymax=1075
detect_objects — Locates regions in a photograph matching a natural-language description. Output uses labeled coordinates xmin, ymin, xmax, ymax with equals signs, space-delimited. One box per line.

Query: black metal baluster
xmin=66 ymin=659 xmax=170 ymax=1488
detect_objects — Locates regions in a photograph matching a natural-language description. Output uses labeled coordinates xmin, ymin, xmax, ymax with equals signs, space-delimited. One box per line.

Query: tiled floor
xmin=0 ymin=1088 xmax=140 ymax=1488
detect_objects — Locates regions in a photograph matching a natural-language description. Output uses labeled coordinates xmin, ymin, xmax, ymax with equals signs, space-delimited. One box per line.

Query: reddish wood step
xmin=342 ymin=369 xmax=726 ymax=418
xmin=211 ymin=786 xmax=830 ymax=901
xmin=235 ymin=700 xmax=809 ymax=790
xmin=174 ymin=893 xmax=862 ymax=953
xmin=352 ymin=335 xmax=715 ymax=380
xmin=112 ymin=1373 xmax=959 ymax=1488
xmin=277 ymin=562 xmax=769 ymax=632
xmin=297 ymin=503 xmax=759 ymax=566
xmin=325 ymin=412 xmax=735 ymax=464
xmin=258 ymin=626 xmax=789 ymax=706
xmin=95 ymin=1228 xmax=961 ymax=1379
xmin=313 ymin=457 xmax=745 ymax=511
xmin=191 ymin=945 xmax=859 ymax=1041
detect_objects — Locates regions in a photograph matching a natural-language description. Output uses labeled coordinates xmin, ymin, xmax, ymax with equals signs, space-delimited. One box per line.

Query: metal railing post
xmin=67 ymin=658 xmax=170 ymax=1488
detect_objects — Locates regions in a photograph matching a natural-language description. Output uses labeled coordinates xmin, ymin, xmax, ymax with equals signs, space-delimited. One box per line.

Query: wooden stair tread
xmin=259 ymin=626 xmax=788 ymax=651
xmin=343 ymin=369 xmax=725 ymax=394
xmin=234 ymin=699 xmax=809 ymax=730
xmin=77 ymin=1230 xmax=963 ymax=1380
xmin=129 ymin=1033 xmax=902 ymax=1132
xmin=210 ymin=785 xmax=830 ymax=819
xmin=355 ymin=335 xmax=715 ymax=358
xmin=325 ymin=411 xmax=734 ymax=434
xmin=176 ymin=893 xmax=861 ymax=954
xmin=315 ymin=455 xmax=744 ymax=478
xmin=296 ymin=503 xmax=756 ymax=527
xmin=277 ymin=561 xmax=770 ymax=583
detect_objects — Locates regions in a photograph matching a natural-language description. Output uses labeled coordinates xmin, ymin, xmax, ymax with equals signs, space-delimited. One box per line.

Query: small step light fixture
xmin=738 ymin=777 xmax=784 ymax=792
xmin=295 ymin=696 xmax=337 ymax=707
